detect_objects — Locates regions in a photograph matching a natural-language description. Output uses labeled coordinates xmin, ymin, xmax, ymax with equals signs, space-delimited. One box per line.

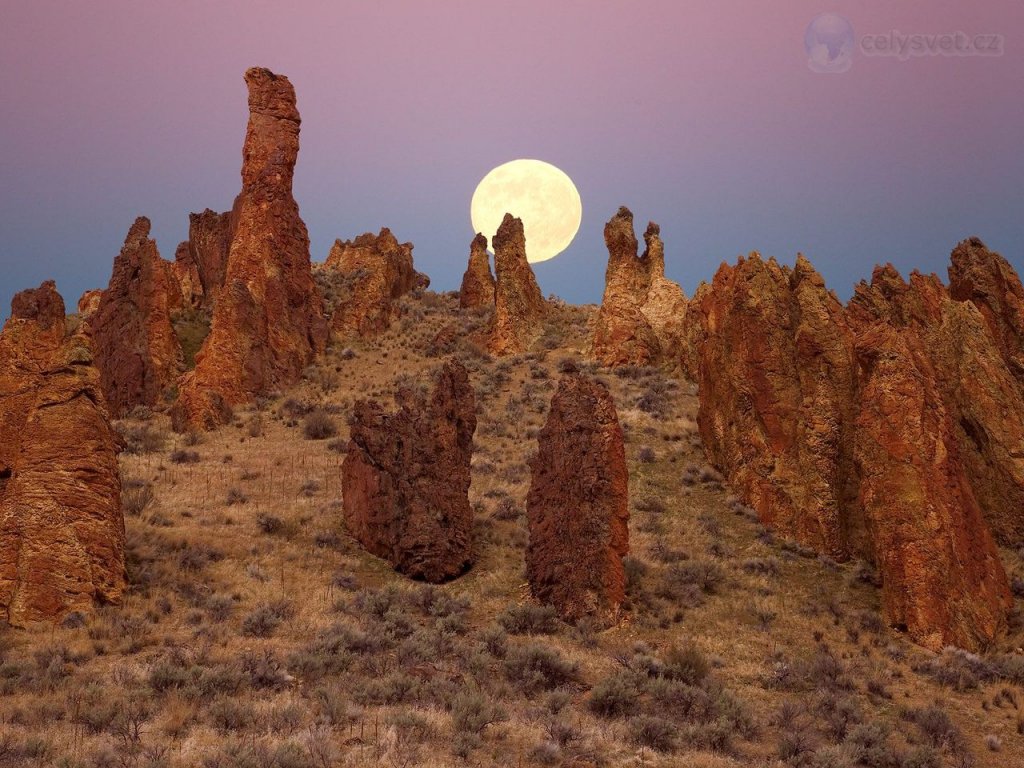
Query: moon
xmin=471 ymin=159 xmax=582 ymax=264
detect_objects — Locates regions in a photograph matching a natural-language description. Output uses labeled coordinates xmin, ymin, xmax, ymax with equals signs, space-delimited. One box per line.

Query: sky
xmin=1 ymin=1 xmax=1021 ymax=319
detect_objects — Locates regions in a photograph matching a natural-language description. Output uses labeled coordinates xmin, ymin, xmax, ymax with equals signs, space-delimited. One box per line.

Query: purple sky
xmin=2 ymin=1 xmax=1021 ymax=318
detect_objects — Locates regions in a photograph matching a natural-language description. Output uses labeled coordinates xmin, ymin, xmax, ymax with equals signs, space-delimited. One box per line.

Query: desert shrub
xmin=480 ymin=624 xmax=508 ymax=658
xmin=206 ymin=594 xmax=234 ymax=623
xmin=498 ymin=603 xmax=560 ymax=635
xmin=119 ymin=423 xmax=166 ymax=454
xmin=627 ymin=715 xmax=677 ymax=752
xmin=779 ymin=728 xmax=819 ymax=764
xmin=169 ymin=449 xmax=200 ymax=464
xmin=666 ymin=560 xmax=725 ymax=594
xmin=451 ymin=689 xmax=507 ymax=735
xmin=588 ymin=674 xmax=640 ymax=718
xmin=122 ymin=480 xmax=155 ymax=517
xmin=242 ymin=601 xmax=295 ymax=638
xmin=208 ymin=697 xmax=252 ymax=733
xmin=844 ymin=721 xmax=898 ymax=768
xmin=242 ymin=650 xmax=291 ymax=690
xmin=504 ymin=642 xmax=578 ymax=693
xmin=257 ymin=513 xmax=285 ymax=535
xmin=661 ymin=641 xmax=710 ymax=685
xmin=913 ymin=647 xmax=997 ymax=691
xmin=637 ymin=446 xmax=656 ymax=463
xmin=226 ymin=487 xmax=249 ymax=506
xmin=303 ymin=410 xmax=337 ymax=440
xmin=902 ymin=705 xmax=967 ymax=755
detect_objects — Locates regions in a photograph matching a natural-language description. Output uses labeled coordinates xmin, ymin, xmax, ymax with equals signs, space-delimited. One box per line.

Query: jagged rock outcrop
xmin=948 ymin=237 xmax=1024 ymax=383
xmin=526 ymin=374 xmax=629 ymax=621
xmin=459 ymin=233 xmax=495 ymax=310
xmin=689 ymin=253 xmax=856 ymax=559
xmin=853 ymin=322 xmax=1012 ymax=650
xmin=0 ymin=282 xmax=125 ymax=625
xmin=77 ymin=290 xmax=103 ymax=319
xmin=850 ymin=267 xmax=1024 ymax=547
xmin=592 ymin=208 xmax=687 ymax=367
xmin=173 ymin=209 xmax=234 ymax=309
xmin=342 ymin=360 xmax=476 ymax=581
xmin=489 ymin=214 xmax=545 ymax=355
xmin=173 ymin=67 xmax=328 ymax=431
xmin=686 ymin=250 xmax=1018 ymax=650
xmin=324 ymin=228 xmax=429 ymax=338
xmin=89 ymin=217 xmax=184 ymax=417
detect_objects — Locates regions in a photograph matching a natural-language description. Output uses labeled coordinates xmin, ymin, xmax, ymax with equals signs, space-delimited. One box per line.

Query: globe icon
xmin=804 ymin=14 xmax=854 ymax=73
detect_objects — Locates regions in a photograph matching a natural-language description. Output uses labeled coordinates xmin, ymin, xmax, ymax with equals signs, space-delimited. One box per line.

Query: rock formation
xmin=173 ymin=67 xmax=328 ymax=431
xmin=324 ymin=228 xmax=429 ymax=338
xmin=173 ymin=208 xmax=234 ymax=309
xmin=592 ymin=208 xmax=687 ymax=367
xmin=948 ymin=236 xmax=1024 ymax=383
xmin=0 ymin=282 xmax=125 ymax=626
xmin=488 ymin=214 xmax=545 ymax=355
xmin=342 ymin=360 xmax=476 ymax=582
xmin=89 ymin=217 xmax=184 ymax=417
xmin=526 ymin=374 xmax=629 ymax=621
xmin=459 ymin=233 xmax=495 ymax=310
xmin=685 ymin=250 xmax=1019 ymax=650
xmin=77 ymin=290 xmax=103 ymax=319
xmin=853 ymin=322 xmax=1012 ymax=651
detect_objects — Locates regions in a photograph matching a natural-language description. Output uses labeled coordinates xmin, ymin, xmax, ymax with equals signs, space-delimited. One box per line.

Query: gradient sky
xmin=1 ymin=1 xmax=1021 ymax=319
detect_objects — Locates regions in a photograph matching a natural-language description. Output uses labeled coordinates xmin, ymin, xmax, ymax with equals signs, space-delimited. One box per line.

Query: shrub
xmin=498 ymin=603 xmax=560 ymax=635
xmin=169 ymin=449 xmax=200 ymax=464
xmin=504 ymin=642 xmax=578 ymax=694
xmin=913 ymin=647 xmax=996 ymax=691
xmin=226 ymin=488 xmax=249 ymax=506
xmin=588 ymin=674 xmax=640 ymax=718
xmin=627 ymin=715 xmax=676 ymax=752
xmin=662 ymin=641 xmax=710 ymax=685
xmin=666 ymin=560 xmax=725 ymax=594
xmin=122 ymin=480 xmax=155 ymax=517
xmin=303 ymin=410 xmax=337 ymax=440
xmin=242 ymin=601 xmax=295 ymax=638
xmin=208 ymin=697 xmax=252 ymax=733
xmin=451 ymin=689 xmax=506 ymax=735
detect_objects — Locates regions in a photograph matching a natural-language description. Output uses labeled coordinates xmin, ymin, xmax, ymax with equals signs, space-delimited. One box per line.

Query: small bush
xmin=242 ymin=601 xmax=295 ymax=638
xmin=588 ymin=674 xmax=640 ymax=718
xmin=662 ymin=641 xmax=710 ymax=685
xmin=303 ymin=410 xmax=337 ymax=440
xmin=627 ymin=715 xmax=676 ymax=752
xmin=498 ymin=603 xmax=560 ymax=635
xmin=226 ymin=488 xmax=249 ymax=506
xmin=122 ymin=480 xmax=155 ymax=517
xmin=169 ymin=449 xmax=200 ymax=464
xmin=504 ymin=642 xmax=578 ymax=694
xmin=451 ymin=689 xmax=506 ymax=735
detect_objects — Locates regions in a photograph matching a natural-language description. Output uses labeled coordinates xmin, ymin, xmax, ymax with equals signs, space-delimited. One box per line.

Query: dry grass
xmin=0 ymin=290 xmax=1022 ymax=767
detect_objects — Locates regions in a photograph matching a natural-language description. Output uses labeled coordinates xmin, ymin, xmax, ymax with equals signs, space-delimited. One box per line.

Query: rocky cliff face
xmin=342 ymin=360 xmax=476 ymax=582
xmin=459 ymin=233 xmax=496 ymax=310
xmin=526 ymin=375 xmax=629 ymax=622
xmin=173 ymin=208 xmax=234 ymax=309
xmin=948 ymin=236 xmax=1024 ymax=384
xmin=173 ymin=67 xmax=328 ymax=431
xmin=0 ymin=282 xmax=125 ymax=626
xmin=592 ymin=208 xmax=687 ymax=367
xmin=685 ymin=250 xmax=1020 ymax=650
xmin=489 ymin=214 xmax=545 ymax=356
xmin=324 ymin=228 xmax=428 ymax=338
xmin=89 ymin=217 xmax=184 ymax=417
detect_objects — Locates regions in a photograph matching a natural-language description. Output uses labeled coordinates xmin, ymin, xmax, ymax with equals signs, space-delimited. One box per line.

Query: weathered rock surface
xmin=685 ymin=250 xmax=1019 ymax=650
xmin=592 ymin=208 xmax=687 ymax=367
xmin=173 ymin=209 xmax=234 ymax=309
xmin=173 ymin=67 xmax=328 ymax=431
xmin=948 ymin=236 xmax=1024 ymax=383
xmin=489 ymin=214 xmax=545 ymax=355
xmin=324 ymin=228 xmax=428 ymax=338
xmin=689 ymin=253 xmax=856 ymax=559
xmin=459 ymin=233 xmax=495 ymax=310
xmin=526 ymin=374 xmax=629 ymax=621
xmin=342 ymin=360 xmax=476 ymax=582
xmin=89 ymin=217 xmax=184 ymax=417
xmin=853 ymin=322 xmax=1012 ymax=650
xmin=77 ymin=290 xmax=103 ymax=319
xmin=0 ymin=282 xmax=125 ymax=626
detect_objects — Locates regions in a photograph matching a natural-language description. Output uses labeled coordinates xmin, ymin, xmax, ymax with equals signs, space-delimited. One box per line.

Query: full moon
xmin=470 ymin=159 xmax=582 ymax=264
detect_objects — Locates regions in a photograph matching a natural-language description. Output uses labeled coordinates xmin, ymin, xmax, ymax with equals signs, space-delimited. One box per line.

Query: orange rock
xmin=526 ymin=374 xmax=629 ymax=621
xmin=173 ymin=67 xmax=328 ymax=431
xmin=77 ymin=289 xmax=103 ymax=319
xmin=0 ymin=282 xmax=125 ymax=626
xmin=324 ymin=228 xmax=428 ymax=338
xmin=173 ymin=209 xmax=234 ymax=309
xmin=488 ymin=214 xmax=545 ymax=355
xmin=592 ymin=208 xmax=687 ymax=367
xmin=89 ymin=217 xmax=184 ymax=417
xmin=853 ymin=321 xmax=1012 ymax=650
xmin=459 ymin=233 xmax=495 ymax=310
xmin=948 ymin=236 xmax=1024 ymax=384
xmin=342 ymin=360 xmax=476 ymax=582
